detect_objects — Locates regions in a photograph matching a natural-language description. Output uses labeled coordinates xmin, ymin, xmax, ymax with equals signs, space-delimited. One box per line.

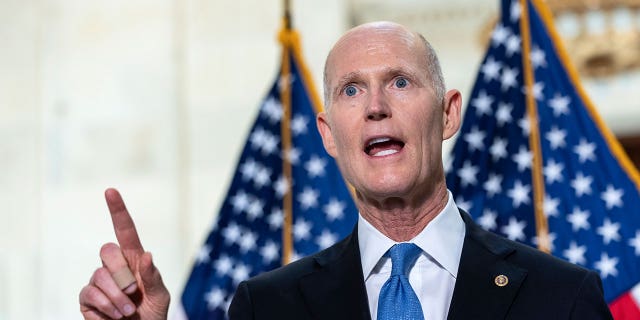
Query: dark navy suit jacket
xmin=229 ymin=210 xmax=613 ymax=319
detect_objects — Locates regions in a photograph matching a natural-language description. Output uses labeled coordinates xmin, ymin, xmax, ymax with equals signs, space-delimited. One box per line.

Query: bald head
xmin=323 ymin=21 xmax=445 ymax=107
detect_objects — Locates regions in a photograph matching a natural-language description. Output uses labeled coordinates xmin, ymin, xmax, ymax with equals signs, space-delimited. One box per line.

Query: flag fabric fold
xmin=445 ymin=0 xmax=640 ymax=316
xmin=179 ymin=26 xmax=357 ymax=319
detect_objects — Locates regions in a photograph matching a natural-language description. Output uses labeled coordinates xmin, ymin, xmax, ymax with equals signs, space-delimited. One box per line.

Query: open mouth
xmin=364 ymin=137 xmax=405 ymax=157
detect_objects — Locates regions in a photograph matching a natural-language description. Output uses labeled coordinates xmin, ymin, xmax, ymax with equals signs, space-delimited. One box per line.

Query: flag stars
xmin=483 ymin=173 xmax=503 ymax=197
xmin=253 ymin=166 xmax=272 ymax=189
xmin=548 ymin=93 xmax=570 ymax=117
xmin=323 ymin=198 xmax=345 ymax=221
xmin=246 ymin=198 xmax=264 ymax=221
xmin=491 ymin=23 xmax=510 ymax=46
xmin=205 ymin=287 xmax=226 ymax=310
xmin=533 ymin=232 xmax=556 ymax=252
xmin=238 ymin=231 xmax=258 ymax=253
xmin=293 ymin=218 xmax=312 ymax=240
xmin=260 ymin=97 xmax=283 ymax=124
xmin=230 ymin=191 xmax=250 ymax=213
xmin=563 ymin=241 xmax=587 ymax=265
xmin=471 ymin=90 xmax=494 ymax=116
xmin=305 ymin=156 xmax=327 ymax=178
xmin=530 ymin=82 xmax=545 ymax=100
xmin=571 ymin=172 xmax=593 ymax=197
xmin=543 ymin=195 xmax=560 ymax=218
xmin=513 ymin=146 xmax=533 ymax=172
xmin=260 ymin=134 xmax=279 ymax=156
xmin=594 ymin=253 xmax=618 ymax=279
xmin=545 ymin=126 xmax=567 ymax=150
xmin=213 ymin=255 xmax=234 ymax=276
xmin=240 ymin=159 xmax=258 ymax=181
xmin=458 ymin=161 xmax=479 ymax=187
xmin=505 ymin=34 xmax=521 ymax=57
xmin=496 ymin=103 xmax=513 ymax=126
xmin=291 ymin=114 xmax=309 ymax=136
xmin=508 ymin=180 xmax=531 ymax=207
xmin=260 ymin=241 xmax=280 ymax=264
xmin=567 ymin=207 xmax=590 ymax=232
xmin=510 ymin=0 xmax=522 ymax=21
xmin=597 ymin=218 xmax=621 ymax=245
xmin=601 ymin=185 xmax=624 ymax=209
xmin=500 ymin=67 xmax=519 ymax=91
xmin=196 ymin=245 xmax=211 ymax=264
xmin=455 ymin=196 xmax=472 ymax=213
xmin=490 ymin=138 xmax=508 ymax=162
xmin=316 ymin=230 xmax=338 ymax=249
xmin=481 ymin=57 xmax=502 ymax=82
xmin=543 ymin=159 xmax=564 ymax=184
xmin=231 ymin=263 xmax=251 ymax=284
xmin=464 ymin=127 xmax=486 ymax=152
xmin=574 ymin=139 xmax=596 ymax=163
xmin=249 ymin=128 xmax=268 ymax=151
xmin=284 ymin=147 xmax=301 ymax=165
xmin=222 ymin=223 xmax=242 ymax=244
xmin=501 ymin=217 xmax=527 ymax=241
xmin=530 ymin=45 xmax=547 ymax=69
xmin=629 ymin=231 xmax=640 ymax=255
xmin=274 ymin=176 xmax=290 ymax=198
xmin=267 ymin=208 xmax=283 ymax=230
xmin=518 ymin=117 xmax=531 ymax=136
xmin=298 ymin=187 xmax=319 ymax=210
xmin=478 ymin=209 xmax=498 ymax=231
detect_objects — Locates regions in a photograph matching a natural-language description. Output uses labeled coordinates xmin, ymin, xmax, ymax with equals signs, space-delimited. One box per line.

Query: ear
xmin=316 ymin=111 xmax=337 ymax=157
xmin=442 ymin=89 xmax=462 ymax=140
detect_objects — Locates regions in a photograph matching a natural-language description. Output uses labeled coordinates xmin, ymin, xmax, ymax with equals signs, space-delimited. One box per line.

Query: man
xmin=79 ymin=21 xmax=613 ymax=319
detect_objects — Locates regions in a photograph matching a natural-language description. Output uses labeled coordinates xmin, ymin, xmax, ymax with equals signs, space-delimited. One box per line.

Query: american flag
xmin=178 ymin=28 xmax=357 ymax=319
xmin=445 ymin=0 xmax=640 ymax=317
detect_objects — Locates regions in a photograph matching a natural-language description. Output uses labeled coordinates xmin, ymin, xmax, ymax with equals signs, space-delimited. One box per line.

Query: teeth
xmin=373 ymin=149 xmax=398 ymax=157
xmin=367 ymin=137 xmax=391 ymax=147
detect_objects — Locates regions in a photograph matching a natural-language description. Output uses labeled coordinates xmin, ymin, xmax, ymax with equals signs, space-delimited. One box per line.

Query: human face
xmin=317 ymin=23 xmax=461 ymax=205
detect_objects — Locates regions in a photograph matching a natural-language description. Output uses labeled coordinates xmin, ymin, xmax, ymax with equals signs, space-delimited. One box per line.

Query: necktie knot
xmin=377 ymin=243 xmax=424 ymax=320
xmin=389 ymin=243 xmax=422 ymax=276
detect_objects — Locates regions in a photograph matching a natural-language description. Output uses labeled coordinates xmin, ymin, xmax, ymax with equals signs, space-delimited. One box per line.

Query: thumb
xmin=137 ymin=252 xmax=168 ymax=298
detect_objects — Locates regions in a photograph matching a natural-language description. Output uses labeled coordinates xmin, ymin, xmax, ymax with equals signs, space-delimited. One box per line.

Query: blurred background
xmin=1 ymin=0 xmax=639 ymax=318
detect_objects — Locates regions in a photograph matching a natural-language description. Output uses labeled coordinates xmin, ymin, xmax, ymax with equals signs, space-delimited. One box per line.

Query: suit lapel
xmin=298 ymin=228 xmax=371 ymax=320
xmin=447 ymin=211 xmax=527 ymax=320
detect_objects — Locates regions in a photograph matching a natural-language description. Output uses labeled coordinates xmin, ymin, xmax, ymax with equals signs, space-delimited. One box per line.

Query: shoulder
xmin=462 ymin=209 xmax=591 ymax=276
xmin=459 ymin=213 xmax=611 ymax=318
xmin=238 ymin=230 xmax=355 ymax=291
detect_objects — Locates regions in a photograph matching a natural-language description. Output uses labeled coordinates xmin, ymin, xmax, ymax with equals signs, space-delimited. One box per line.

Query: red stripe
xmin=609 ymin=292 xmax=640 ymax=320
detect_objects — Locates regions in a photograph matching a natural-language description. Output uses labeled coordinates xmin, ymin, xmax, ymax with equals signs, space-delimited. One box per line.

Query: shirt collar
xmin=358 ymin=190 xmax=466 ymax=280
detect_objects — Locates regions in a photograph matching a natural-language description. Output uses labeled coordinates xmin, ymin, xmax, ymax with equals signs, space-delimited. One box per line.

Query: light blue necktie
xmin=377 ymin=243 xmax=425 ymax=320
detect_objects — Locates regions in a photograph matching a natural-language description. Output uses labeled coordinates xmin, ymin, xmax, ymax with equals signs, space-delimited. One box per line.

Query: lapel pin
xmin=494 ymin=274 xmax=509 ymax=287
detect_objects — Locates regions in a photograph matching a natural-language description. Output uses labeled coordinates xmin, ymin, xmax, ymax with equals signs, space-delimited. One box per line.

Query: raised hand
xmin=79 ymin=188 xmax=170 ymax=319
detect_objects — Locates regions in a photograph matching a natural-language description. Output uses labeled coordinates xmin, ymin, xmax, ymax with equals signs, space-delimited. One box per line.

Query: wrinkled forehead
xmin=325 ymin=23 xmax=426 ymax=83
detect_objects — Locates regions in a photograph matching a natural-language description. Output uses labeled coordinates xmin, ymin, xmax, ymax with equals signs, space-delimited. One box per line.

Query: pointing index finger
xmin=105 ymin=188 xmax=144 ymax=255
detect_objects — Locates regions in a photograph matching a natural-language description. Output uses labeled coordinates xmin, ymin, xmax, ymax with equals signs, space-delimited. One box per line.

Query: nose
xmin=366 ymin=89 xmax=391 ymax=121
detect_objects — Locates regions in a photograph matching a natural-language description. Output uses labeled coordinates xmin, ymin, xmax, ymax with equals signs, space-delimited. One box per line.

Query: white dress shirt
xmin=358 ymin=190 xmax=466 ymax=320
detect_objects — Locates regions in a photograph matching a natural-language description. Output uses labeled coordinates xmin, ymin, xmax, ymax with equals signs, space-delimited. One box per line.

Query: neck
xmin=357 ymin=184 xmax=449 ymax=242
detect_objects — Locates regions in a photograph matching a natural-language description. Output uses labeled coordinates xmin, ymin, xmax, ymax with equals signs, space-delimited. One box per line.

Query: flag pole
xmin=280 ymin=0 xmax=294 ymax=265
xmin=520 ymin=0 xmax=550 ymax=253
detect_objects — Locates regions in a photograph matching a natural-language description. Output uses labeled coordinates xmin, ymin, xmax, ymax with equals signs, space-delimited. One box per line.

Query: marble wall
xmin=0 ymin=0 xmax=637 ymax=319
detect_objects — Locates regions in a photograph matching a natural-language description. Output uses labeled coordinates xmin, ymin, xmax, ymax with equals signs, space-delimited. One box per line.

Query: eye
xmin=394 ymin=77 xmax=408 ymax=88
xmin=344 ymin=85 xmax=358 ymax=97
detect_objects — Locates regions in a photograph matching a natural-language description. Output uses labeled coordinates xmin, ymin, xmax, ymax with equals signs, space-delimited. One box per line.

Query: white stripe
xmin=631 ymin=282 xmax=640 ymax=305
